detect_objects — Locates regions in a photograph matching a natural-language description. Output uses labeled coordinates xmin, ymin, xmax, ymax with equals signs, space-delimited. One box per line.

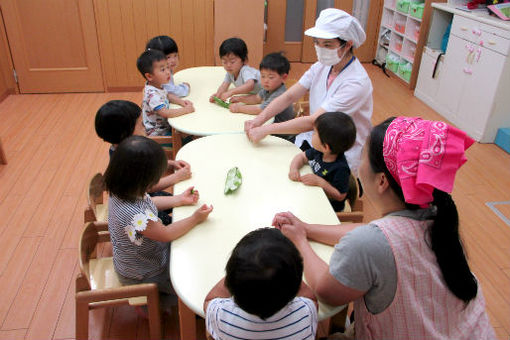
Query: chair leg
xmin=0 ymin=138 xmax=6 ymax=165
xmin=75 ymin=298 xmax=89 ymax=340
xmin=172 ymin=127 xmax=182 ymax=160
xmin=178 ymin=298 xmax=196 ymax=340
xmin=147 ymin=289 xmax=162 ymax=340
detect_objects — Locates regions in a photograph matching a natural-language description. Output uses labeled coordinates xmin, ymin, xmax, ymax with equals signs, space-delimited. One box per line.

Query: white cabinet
xmin=415 ymin=3 xmax=510 ymax=142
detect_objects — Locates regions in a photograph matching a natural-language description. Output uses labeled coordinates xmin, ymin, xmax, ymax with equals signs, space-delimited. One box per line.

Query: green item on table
xmin=224 ymin=167 xmax=242 ymax=194
xmin=213 ymin=96 xmax=230 ymax=109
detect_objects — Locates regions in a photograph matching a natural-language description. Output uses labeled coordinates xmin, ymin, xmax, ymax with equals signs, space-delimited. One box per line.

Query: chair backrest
xmin=78 ymin=223 xmax=100 ymax=290
xmin=148 ymin=136 xmax=173 ymax=160
xmin=337 ymin=174 xmax=364 ymax=223
xmin=87 ymin=173 xmax=105 ymax=219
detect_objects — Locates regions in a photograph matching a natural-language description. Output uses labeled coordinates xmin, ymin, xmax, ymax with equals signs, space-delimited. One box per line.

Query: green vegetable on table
xmin=212 ymin=96 xmax=230 ymax=109
xmin=224 ymin=167 xmax=242 ymax=194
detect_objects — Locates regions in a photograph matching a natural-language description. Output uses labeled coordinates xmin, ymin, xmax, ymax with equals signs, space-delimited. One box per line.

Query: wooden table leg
xmin=178 ymin=297 xmax=196 ymax=340
xmin=172 ymin=128 xmax=182 ymax=160
xmin=0 ymin=138 xmax=7 ymax=164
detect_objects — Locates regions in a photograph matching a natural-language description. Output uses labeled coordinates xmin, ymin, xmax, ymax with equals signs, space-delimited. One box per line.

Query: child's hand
xmin=219 ymin=92 xmax=230 ymax=101
xmin=246 ymin=126 xmax=266 ymax=143
xmin=289 ymin=169 xmax=301 ymax=182
xmin=300 ymin=174 xmax=321 ymax=186
xmin=193 ymin=204 xmax=213 ymax=224
xmin=172 ymin=160 xmax=190 ymax=170
xmin=182 ymin=102 xmax=195 ymax=114
xmin=178 ymin=186 xmax=199 ymax=206
xmin=182 ymin=99 xmax=193 ymax=106
xmin=229 ymin=96 xmax=242 ymax=103
xmin=174 ymin=165 xmax=192 ymax=182
xmin=209 ymin=93 xmax=218 ymax=103
xmin=229 ymin=103 xmax=241 ymax=113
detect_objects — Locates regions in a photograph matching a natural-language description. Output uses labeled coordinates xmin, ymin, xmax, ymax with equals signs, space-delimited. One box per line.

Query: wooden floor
xmin=0 ymin=63 xmax=508 ymax=339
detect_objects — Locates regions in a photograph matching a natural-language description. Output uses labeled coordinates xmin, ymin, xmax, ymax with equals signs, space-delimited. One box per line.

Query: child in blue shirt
xmin=289 ymin=112 xmax=356 ymax=211
xmin=145 ymin=35 xmax=191 ymax=101
xmin=209 ymin=37 xmax=262 ymax=102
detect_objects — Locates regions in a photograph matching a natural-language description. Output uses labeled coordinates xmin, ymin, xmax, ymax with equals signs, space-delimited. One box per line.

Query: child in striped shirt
xmin=204 ymin=228 xmax=318 ymax=340
xmin=104 ymin=135 xmax=212 ymax=308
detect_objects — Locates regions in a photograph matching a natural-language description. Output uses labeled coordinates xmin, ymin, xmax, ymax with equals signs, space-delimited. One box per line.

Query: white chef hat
xmin=304 ymin=8 xmax=366 ymax=48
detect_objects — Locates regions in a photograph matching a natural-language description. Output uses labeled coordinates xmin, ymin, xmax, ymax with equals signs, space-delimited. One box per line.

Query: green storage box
xmin=410 ymin=3 xmax=425 ymax=19
xmin=398 ymin=62 xmax=412 ymax=82
xmin=386 ymin=54 xmax=399 ymax=73
xmin=396 ymin=0 xmax=410 ymax=13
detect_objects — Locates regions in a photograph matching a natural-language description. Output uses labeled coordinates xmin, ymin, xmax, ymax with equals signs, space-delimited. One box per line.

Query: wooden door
xmin=1 ymin=0 xmax=104 ymax=93
xmin=265 ymin=0 xmax=382 ymax=63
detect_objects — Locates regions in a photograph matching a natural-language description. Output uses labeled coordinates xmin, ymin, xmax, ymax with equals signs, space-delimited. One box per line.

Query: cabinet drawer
xmin=451 ymin=15 xmax=510 ymax=55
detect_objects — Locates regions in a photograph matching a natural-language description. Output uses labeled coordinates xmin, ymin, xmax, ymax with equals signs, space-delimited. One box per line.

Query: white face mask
xmin=314 ymin=44 xmax=345 ymax=66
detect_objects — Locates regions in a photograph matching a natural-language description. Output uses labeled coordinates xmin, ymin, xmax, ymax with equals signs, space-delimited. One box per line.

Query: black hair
xmin=95 ymin=100 xmax=141 ymax=144
xmin=136 ymin=49 xmax=166 ymax=78
xmin=104 ymin=136 xmax=167 ymax=201
xmin=146 ymin=35 xmax=178 ymax=55
xmin=368 ymin=117 xmax=478 ymax=304
xmin=259 ymin=52 xmax=290 ymax=75
xmin=336 ymin=37 xmax=354 ymax=53
xmin=219 ymin=37 xmax=248 ymax=61
xmin=314 ymin=112 xmax=356 ymax=155
xmin=225 ymin=228 xmax=303 ymax=319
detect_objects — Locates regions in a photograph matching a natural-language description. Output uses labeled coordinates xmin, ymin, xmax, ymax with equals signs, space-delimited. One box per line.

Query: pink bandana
xmin=383 ymin=117 xmax=474 ymax=206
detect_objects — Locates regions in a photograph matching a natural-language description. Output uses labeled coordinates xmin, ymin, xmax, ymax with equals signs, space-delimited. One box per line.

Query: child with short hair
xmin=137 ymin=49 xmax=194 ymax=137
xmin=145 ymin=35 xmax=191 ymax=102
xmin=104 ymin=135 xmax=213 ymax=308
xmin=95 ymin=100 xmax=194 ymax=225
xmin=289 ymin=112 xmax=356 ymax=211
xmin=229 ymin=52 xmax=295 ymax=141
xmin=204 ymin=228 xmax=317 ymax=339
xmin=209 ymin=37 xmax=262 ymax=102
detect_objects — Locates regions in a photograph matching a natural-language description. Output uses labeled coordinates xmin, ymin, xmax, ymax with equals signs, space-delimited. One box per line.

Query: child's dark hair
xmin=368 ymin=117 xmax=478 ymax=304
xmin=225 ymin=228 xmax=303 ymax=320
xmin=95 ymin=100 xmax=141 ymax=144
xmin=146 ymin=35 xmax=178 ymax=55
xmin=136 ymin=49 xmax=166 ymax=78
xmin=314 ymin=112 xmax=356 ymax=155
xmin=259 ymin=52 xmax=290 ymax=76
xmin=219 ymin=37 xmax=248 ymax=62
xmin=104 ymin=136 xmax=167 ymax=201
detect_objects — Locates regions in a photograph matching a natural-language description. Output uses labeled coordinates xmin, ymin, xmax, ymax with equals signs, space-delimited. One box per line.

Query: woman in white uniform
xmin=245 ymin=8 xmax=373 ymax=173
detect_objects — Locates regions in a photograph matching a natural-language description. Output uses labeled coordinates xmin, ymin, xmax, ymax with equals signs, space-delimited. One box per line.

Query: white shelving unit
xmin=376 ymin=0 xmax=427 ymax=86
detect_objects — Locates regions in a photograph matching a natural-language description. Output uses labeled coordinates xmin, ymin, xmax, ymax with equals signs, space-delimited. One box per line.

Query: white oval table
xmin=170 ymin=134 xmax=344 ymax=339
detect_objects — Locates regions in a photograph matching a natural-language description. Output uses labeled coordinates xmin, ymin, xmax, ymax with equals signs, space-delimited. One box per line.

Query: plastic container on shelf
xmin=394 ymin=18 xmax=406 ymax=34
xmin=386 ymin=54 xmax=400 ymax=73
xmin=405 ymin=18 xmax=420 ymax=42
xmin=395 ymin=41 xmax=403 ymax=52
xmin=410 ymin=2 xmax=425 ymax=19
xmin=396 ymin=0 xmax=410 ymax=13
xmin=398 ymin=61 xmax=412 ymax=82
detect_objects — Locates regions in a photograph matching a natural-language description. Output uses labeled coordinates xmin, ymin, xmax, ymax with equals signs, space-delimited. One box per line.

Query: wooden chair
xmin=0 ymin=138 xmax=6 ymax=164
xmin=75 ymin=222 xmax=161 ymax=340
xmin=84 ymin=173 xmax=108 ymax=224
xmin=148 ymin=135 xmax=174 ymax=160
xmin=336 ymin=174 xmax=364 ymax=223
xmin=285 ymin=78 xmax=310 ymax=118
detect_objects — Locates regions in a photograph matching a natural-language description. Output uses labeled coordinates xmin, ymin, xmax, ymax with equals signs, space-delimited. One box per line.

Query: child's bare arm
xmin=300 ymin=174 xmax=347 ymax=202
xmin=230 ymin=94 xmax=261 ymax=105
xmin=142 ymin=204 xmax=213 ymax=242
xmin=203 ymin=277 xmax=230 ymax=312
xmin=220 ymin=79 xmax=255 ymax=100
xmin=167 ymin=92 xmax=192 ymax=107
xmin=156 ymin=104 xmax=194 ymax=118
xmin=229 ymin=103 xmax=262 ymax=115
xmin=151 ymin=186 xmax=199 ymax=210
xmin=210 ymin=81 xmax=231 ymax=102
xmin=149 ymin=165 xmax=191 ymax=192
xmin=289 ymin=152 xmax=308 ymax=181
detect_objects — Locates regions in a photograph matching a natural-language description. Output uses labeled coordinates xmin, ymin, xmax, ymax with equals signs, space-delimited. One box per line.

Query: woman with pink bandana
xmin=273 ymin=117 xmax=495 ymax=339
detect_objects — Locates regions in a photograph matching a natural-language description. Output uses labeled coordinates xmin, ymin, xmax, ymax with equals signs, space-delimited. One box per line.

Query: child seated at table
xmin=289 ymin=112 xmax=356 ymax=212
xmin=209 ymin=37 xmax=262 ymax=102
xmin=95 ymin=99 xmax=194 ymax=225
xmin=137 ymin=49 xmax=194 ymax=137
xmin=104 ymin=135 xmax=213 ymax=311
xmin=229 ymin=52 xmax=295 ymax=142
xmin=145 ymin=35 xmax=192 ymax=103
xmin=204 ymin=228 xmax=318 ymax=340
